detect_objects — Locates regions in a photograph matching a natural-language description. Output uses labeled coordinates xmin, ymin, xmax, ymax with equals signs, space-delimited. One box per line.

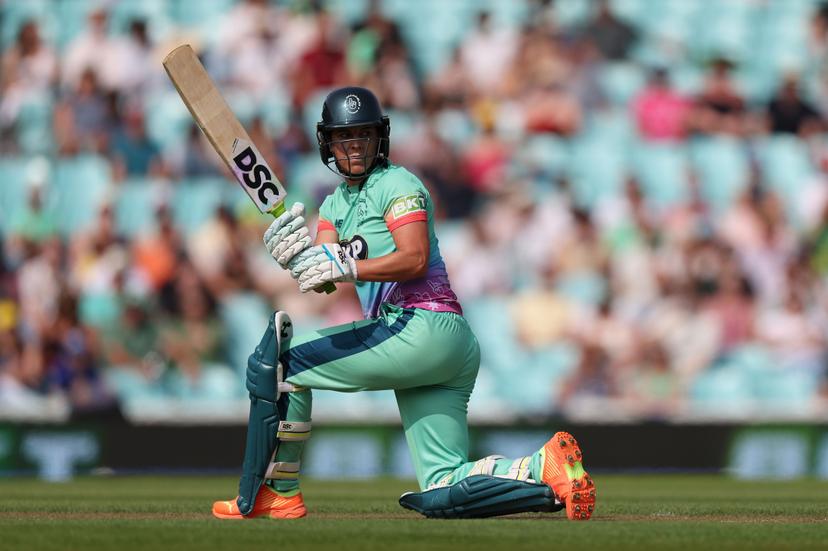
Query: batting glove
xmin=263 ymin=202 xmax=313 ymax=267
xmin=288 ymin=243 xmax=358 ymax=293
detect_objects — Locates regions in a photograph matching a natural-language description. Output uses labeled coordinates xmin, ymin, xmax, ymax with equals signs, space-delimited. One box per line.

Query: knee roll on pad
xmin=399 ymin=475 xmax=561 ymax=519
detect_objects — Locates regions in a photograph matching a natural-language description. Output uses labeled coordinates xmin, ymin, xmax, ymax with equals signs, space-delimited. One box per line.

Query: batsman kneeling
xmin=212 ymin=87 xmax=596 ymax=521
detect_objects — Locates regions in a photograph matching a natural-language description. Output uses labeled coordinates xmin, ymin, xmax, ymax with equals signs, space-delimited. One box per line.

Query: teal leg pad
xmin=237 ymin=315 xmax=283 ymax=515
xmin=399 ymin=475 xmax=562 ymax=519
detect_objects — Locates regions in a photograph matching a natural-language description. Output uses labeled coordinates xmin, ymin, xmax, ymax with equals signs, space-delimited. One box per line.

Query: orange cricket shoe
xmin=540 ymin=431 xmax=596 ymax=520
xmin=212 ymin=486 xmax=307 ymax=519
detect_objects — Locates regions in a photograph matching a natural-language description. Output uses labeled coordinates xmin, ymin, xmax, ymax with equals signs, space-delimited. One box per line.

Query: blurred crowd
xmin=2 ymin=0 xmax=828 ymax=421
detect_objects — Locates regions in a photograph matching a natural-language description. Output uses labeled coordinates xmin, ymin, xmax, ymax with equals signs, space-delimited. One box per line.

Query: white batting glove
xmin=288 ymin=243 xmax=358 ymax=293
xmin=263 ymin=202 xmax=313 ymax=267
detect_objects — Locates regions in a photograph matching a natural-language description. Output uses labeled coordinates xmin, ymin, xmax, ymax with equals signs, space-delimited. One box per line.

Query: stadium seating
xmin=52 ymin=154 xmax=112 ymax=236
xmin=689 ymin=137 xmax=750 ymax=212
xmin=631 ymin=142 xmax=691 ymax=210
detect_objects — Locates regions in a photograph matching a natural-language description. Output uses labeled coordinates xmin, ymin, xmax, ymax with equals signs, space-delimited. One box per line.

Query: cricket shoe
xmin=212 ymin=486 xmax=306 ymax=519
xmin=540 ymin=431 xmax=596 ymax=520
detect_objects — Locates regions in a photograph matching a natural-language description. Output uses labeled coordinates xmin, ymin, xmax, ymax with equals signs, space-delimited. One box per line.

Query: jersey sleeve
xmin=380 ymin=170 xmax=429 ymax=232
xmin=317 ymin=195 xmax=336 ymax=234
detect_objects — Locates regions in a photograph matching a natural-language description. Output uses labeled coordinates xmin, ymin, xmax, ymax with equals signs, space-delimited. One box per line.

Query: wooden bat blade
xmin=163 ymin=44 xmax=286 ymax=215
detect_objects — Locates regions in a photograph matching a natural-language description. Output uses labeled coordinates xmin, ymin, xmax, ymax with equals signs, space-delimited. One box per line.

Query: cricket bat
xmin=163 ymin=44 xmax=334 ymax=293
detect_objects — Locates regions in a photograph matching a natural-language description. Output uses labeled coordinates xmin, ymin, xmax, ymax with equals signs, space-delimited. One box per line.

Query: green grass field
xmin=1 ymin=475 xmax=826 ymax=550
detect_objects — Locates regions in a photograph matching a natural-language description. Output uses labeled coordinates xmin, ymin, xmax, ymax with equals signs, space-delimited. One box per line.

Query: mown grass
xmin=1 ymin=475 xmax=826 ymax=550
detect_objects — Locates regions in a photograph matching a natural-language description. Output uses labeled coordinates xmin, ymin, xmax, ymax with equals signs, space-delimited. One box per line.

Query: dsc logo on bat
xmin=231 ymin=138 xmax=282 ymax=210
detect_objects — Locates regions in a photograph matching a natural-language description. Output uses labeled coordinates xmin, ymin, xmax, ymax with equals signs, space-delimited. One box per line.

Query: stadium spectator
xmin=558 ymin=342 xmax=619 ymax=407
xmin=765 ymin=74 xmax=824 ymax=136
xmin=158 ymin=259 xmax=223 ymax=385
xmin=131 ymin=207 xmax=183 ymax=292
xmin=168 ymin=124 xmax=224 ymax=178
xmin=53 ymin=67 xmax=109 ymax=154
xmin=632 ymin=68 xmax=691 ymax=142
xmin=690 ymin=58 xmax=751 ymax=137
xmin=2 ymin=0 xmax=828 ymax=421
xmin=61 ymin=6 xmax=118 ymax=91
xmin=580 ymin=0 xmax=638 ymax=61
xmin=107 ymin=19 xmax=157 ymax=98
xmin=460 ymin=11 xmax=519 ymax=94
xmin=110 ymin=107 xmax=164 ymax=179
xmin=291 ymin=9 xmax=348 ymax=108
xmin=0 ymin=20 xmax=57 ymax=136
xmin=42 ymin=292 xmax=112 ymax=411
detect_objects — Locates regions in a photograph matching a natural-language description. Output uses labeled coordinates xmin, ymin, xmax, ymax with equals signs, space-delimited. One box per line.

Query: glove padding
xmin=289 ymin=243 xmax=358 ymax=293
xmin=263 ymin=203 xmax=312 ymax=267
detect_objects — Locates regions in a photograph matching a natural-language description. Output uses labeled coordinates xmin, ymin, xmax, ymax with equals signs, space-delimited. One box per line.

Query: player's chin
xmin=346 ymin=162 xmax=367 ymax=175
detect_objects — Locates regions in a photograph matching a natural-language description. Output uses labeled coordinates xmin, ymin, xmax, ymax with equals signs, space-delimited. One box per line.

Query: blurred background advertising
xmin=1 ymin=0 xmax=828 ymax=480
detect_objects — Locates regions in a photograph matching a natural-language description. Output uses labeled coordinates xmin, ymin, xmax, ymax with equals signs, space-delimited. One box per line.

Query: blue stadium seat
xmin=518 ymin=135 xmax=571 ymax=180
xmin=143 ymin=90 xmax=192 ymax=153
xmin=463 ymin=296 xmax=528 ymax=374
xmin=323 ymin=0 xmax=370 ymax=26
xmin=600 ymin=62 xmax=646 ymax=106
xmin=690 ymin=362 xmax=755 ymax=416
xmin=219 ymin=292 xmax=271 ymax=372
xmin=756 ymin=135 xmax=815 ymax=224
xmin=114 ymin=178 xmax=165 ymax=238
xmin=16 ymin=92 xmax=55 ymax=155
xmin=569 ymin=136 xmax=628 ymax=208
xmin=52 ymin=154 xmax=112 ymax=235
xmin=689 ymin=137 xmax=750 ymax=212
xmin=166 ymin=363 xmax=240 ymax=400
xmin=555 ymin=270 xmax=607 ymax=307
xmin=752 ymin=369 xmax=819 ymax=415
xmin=1 ymin=0 xmax=56 ymax=49
xmin=631 ymin=142 xmax=690 ymax=210
xmin=0 ymin=157 xmax=32 ymax=232
xmin=170 ymin=0 xmax=235 ymax=27
xmin=171 ymin=177 xmax=224 ymax=235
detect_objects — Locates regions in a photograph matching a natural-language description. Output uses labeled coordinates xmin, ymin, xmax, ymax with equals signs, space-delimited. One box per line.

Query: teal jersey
xmin=317 ymin=164 xmax=462 ymax=319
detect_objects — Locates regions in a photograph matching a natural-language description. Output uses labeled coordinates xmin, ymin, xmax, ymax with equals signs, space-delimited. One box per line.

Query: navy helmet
xmin=316 ymin=86 xmax=390 ymax=179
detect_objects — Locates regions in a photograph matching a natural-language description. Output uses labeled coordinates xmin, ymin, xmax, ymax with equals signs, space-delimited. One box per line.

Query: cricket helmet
xmin=316 ymin=86 xmax=390 ymax=179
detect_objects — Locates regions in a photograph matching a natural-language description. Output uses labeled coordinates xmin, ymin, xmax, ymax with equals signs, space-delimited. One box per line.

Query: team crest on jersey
xmin=345 ymin=94 xmax=361 ymax=114
xmin=340 ymin=235 xmax=368 ymax=260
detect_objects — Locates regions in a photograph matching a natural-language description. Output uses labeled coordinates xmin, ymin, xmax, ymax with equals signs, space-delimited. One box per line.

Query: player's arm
xmin=315 ymin=217 xmax=339 ymax=245
xmin=355 ymin=221 xmax=429 ymax=282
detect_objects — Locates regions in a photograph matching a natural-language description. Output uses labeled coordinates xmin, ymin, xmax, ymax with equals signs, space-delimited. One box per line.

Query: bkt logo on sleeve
xmin=231 ymin=139 xmax=281 ymax=207
xmin=390 ymin=193 xmax=426 ymax=220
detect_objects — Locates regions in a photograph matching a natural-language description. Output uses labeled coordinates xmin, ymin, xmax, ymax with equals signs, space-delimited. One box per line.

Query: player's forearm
xmin=356 ymin=250 xmax=428 ymax=282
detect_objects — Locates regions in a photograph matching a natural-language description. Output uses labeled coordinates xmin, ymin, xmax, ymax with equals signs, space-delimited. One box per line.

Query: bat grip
xmin=269 ymin=203 xmax=336 ymax=294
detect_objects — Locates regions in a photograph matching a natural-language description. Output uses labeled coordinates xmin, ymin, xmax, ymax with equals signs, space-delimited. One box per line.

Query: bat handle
xmin=268 ymin=203 xmax=336 ymax=295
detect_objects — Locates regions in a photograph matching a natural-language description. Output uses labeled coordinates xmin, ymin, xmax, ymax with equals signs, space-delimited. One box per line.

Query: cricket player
xmin=211 ymin=87 xmax=596 ymax=520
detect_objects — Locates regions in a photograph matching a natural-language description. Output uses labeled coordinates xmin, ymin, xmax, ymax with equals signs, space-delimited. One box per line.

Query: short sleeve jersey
xmin=317 ymin=164 xmax=462 ymax=319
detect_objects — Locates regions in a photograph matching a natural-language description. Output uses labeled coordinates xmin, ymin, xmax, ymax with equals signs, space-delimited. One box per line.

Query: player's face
xmin=329 ymin=125 xmax=379 ymax=176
